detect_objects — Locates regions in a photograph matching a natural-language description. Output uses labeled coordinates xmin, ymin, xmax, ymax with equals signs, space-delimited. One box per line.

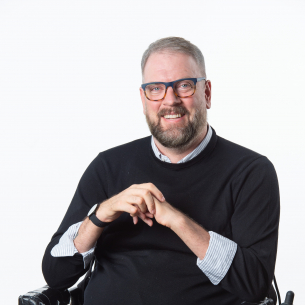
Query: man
xmin=42 ymin=37 xmax=280 ymax=305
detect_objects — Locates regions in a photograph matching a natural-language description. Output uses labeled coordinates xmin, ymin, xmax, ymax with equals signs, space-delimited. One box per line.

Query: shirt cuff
xmin=51 ymin=221 xmax=95 ymax=269
xmin=196 ymin=231 xmax=237 ymax=285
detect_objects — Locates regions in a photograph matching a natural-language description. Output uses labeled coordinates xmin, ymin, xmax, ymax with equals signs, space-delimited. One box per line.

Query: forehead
xmin=143 ymin=51 xmax=201 ymax=83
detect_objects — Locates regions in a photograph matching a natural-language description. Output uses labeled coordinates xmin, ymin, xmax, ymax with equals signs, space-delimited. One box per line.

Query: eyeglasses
xmin=141 ymin=77 xmax=206 ymax=101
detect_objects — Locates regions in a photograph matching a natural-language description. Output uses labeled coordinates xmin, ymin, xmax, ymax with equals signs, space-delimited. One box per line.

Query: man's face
xmin=140 ymin=52 xmax=211 ymax=150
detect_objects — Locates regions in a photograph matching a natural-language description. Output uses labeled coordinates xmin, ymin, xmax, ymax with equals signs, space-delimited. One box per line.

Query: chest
xmin=106 ymin=160 xmax=236 ymax=238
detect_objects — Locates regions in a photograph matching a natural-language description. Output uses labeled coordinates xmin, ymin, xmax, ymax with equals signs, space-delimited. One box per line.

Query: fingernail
xmin=151 ymin=209 xmax=155 ymax=214
xmin=161 ymin=196 xmax=165 ymax=201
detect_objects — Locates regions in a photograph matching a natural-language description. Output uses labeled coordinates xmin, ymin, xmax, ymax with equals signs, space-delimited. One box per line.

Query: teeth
xmin=164 ymin=114 xmax=182 ymax=119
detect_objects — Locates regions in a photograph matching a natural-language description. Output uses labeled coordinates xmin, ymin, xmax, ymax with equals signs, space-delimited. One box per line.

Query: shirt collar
xmin=151 ymin=124 xmax=212 ymax=163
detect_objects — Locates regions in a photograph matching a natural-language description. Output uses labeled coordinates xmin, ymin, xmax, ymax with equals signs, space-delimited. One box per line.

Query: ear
xmin=205 ymin=80 xmax=212 ymax=109
xmin=140 ymin=87 xmax=147 ymax=115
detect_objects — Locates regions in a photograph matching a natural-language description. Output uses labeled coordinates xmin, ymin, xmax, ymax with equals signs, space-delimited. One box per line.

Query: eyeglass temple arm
xmin=197 ymin=77 xmax=206 ymax=82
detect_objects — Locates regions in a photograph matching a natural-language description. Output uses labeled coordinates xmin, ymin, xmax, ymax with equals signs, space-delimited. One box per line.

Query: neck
xmin=153 ymin=125 xmax=208 ymax=164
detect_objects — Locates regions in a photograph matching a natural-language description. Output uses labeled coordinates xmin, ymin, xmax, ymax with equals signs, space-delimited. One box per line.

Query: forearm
xmin=74 ymin=217 xmax=104 ymax=253
xmin=169 ymin=210 xmax=237 ymax=288
xmin=170 ymin=212 xmax=210 ymax=260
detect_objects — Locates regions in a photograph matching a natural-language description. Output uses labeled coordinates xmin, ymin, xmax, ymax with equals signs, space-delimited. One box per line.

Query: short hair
xmin=141 ymin=37 xmax=206 ymax=79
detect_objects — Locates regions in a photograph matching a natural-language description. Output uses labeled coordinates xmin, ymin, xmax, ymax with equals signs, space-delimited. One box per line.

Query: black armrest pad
xmin=69 ymin=286 xmax=83 ymax=305
xmin=18 ymin=285 xmax=70 ymax=305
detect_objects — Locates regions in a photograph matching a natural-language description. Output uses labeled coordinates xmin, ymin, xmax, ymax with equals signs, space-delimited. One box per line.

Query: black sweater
xmin=42 ymin=127 xmax=280 ymax=305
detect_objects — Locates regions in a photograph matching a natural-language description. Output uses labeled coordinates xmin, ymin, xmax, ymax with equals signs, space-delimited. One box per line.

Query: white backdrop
xmin=0 ymin=0 xmax=304 ymax=304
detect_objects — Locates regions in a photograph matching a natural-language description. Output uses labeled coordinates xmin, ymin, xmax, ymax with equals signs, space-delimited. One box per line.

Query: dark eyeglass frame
xmin=141 ymin=77 xmax=206 ymax=101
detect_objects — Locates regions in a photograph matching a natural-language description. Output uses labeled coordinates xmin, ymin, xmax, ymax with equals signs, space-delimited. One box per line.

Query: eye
xmin=179 ymin=82 xmax=192 ymax=89
xmin=146 ymin=84 xmax=165 ymax=94
xmin=146 ymin=85 xmax=157 ymax=92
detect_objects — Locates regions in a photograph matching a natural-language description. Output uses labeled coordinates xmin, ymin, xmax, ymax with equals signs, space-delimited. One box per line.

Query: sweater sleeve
xmin=42 ymin=153 xmax=108 ymax=290
xmin=219 ymin=156 xmax=280 ymax=303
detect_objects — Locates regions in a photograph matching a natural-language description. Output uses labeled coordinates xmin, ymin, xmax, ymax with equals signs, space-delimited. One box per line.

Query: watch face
xmin=87 ymin=203 xmax=98 ymax=217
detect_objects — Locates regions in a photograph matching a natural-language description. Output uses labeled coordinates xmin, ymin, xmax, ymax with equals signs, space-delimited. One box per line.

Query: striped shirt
xmin=51 ymin=124 xmax=237 ymax=285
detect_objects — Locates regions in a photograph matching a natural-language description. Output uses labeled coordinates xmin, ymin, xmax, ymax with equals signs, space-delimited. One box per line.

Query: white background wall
xmin=0 ymin=0 xmax=304 ymax=304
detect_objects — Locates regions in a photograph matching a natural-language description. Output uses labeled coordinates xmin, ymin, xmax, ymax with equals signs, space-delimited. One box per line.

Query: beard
xmin=145 ymin=104 xmax=207 ymax=150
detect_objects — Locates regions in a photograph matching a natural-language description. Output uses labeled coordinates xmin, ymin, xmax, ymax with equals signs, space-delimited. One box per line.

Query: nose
xmin=162 ymin=86 xmax=181 ymax=106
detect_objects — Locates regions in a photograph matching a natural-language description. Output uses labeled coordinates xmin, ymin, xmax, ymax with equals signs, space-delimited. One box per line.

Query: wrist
xmin=74 ymin=218 xmax=103 ymax=253
xmin=95 ymin=201 xmax=110 ymax=222
xmin=168 ymin=210 xmax=185 ymax=231
xmin=87 ymin=201 xmax=113 ymax=227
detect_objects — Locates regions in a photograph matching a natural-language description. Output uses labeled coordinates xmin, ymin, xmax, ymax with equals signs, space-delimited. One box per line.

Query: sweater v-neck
xmin=148 ymin=127 xmax=218 ymax=171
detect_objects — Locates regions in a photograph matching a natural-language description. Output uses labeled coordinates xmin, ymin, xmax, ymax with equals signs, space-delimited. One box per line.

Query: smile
xmin=163 ymin=114 xmax=184 ymax=119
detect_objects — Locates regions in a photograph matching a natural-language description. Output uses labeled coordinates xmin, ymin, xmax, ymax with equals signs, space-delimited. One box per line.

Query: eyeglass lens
xmin=145 ymin=79 xmax=195 ymax=100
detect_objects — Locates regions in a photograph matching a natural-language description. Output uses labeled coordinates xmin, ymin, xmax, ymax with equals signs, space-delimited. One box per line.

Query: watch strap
xmin=89 ymin=213 xmax=111 ymax=228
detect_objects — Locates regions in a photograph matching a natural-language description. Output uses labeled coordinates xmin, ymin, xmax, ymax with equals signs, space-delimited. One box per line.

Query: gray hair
xmin=141 ymin=37 xmax=206 ymax=79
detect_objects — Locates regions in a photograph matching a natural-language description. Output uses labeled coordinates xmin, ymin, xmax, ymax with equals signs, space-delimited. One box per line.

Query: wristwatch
xmin=87 ymin=203 xmax=111 ymax=228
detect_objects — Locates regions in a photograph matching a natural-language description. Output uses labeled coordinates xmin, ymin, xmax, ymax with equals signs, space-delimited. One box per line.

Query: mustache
xmin=158 ymin=106 xmax=189 ymax=118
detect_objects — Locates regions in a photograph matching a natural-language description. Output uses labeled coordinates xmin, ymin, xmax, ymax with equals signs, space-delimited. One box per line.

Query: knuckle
xmin=131 ymin=207 xmax=137 ymax=214
xmin=132 ymin=196 xmax=140 ymax=204
xmin=143 ymin=189 xmax=150 ymax=196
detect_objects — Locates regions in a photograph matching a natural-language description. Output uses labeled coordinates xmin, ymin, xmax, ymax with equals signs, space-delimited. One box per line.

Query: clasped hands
xmin=96 ymin=183 xmax=180 ymax=229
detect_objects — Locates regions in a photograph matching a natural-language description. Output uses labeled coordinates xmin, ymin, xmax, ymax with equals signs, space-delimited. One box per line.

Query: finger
xmin=130 ymin=205 xmax=146 ymax=218
xmin=133 ymin=206 xmax=153 ymax=227
xmin=134 ymin=190 xmax=155 ymax=214
xmin=137 ymin=212 xmax=153 ymax=226
xmin=118 ymin=201 xmax=138 ymax=215
xmin=126 ymin=189 xmax=156 ymax=214
xmin=145 ymin=212 xmax=154 ymax=218
xmin=132 ymin=183 xmax=165 ymax=202
xmin=132 ymin=215 xmax=138 ymax=225
xmin=153 ymin=195 xmax=163 ymax=205
xmin=142 ymin=191 xmax=156 ymax=214
xmin=126 ymin=195 xmax=148 ymax=214
xmin=129 ymin=193 xmax=159 ymax=215
xmin=133 ymin=210 xmax=153 ymax=219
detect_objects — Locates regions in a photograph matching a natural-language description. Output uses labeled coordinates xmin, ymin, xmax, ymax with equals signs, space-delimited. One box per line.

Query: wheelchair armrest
xmin=69 ymin=286 xmax=83 ymax=305
xmin=18 ymin=285 xmax=70 ymax=305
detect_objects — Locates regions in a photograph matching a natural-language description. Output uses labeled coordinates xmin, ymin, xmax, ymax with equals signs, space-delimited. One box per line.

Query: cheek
xmin=147 ymin=103 xmax=161 ymax=115
xmin=184 ymin=99 xmax=204 ymax=120
xmin=183 ymin=99 xmax=198 ymax=114
xmin=191 ymin=95 xmax=205 ymax=110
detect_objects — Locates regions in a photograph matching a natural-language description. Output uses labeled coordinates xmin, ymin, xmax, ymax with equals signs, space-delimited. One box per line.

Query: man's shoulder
xmin=216 ymin=135 xmax=263 ymax=159
xmin=214 ymin=133 xmax=279 ymax=183
xmin=97 ymin=136 xmax=151 ymax=161
xmin=215 ymin=134 xmax=274 ymax=172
